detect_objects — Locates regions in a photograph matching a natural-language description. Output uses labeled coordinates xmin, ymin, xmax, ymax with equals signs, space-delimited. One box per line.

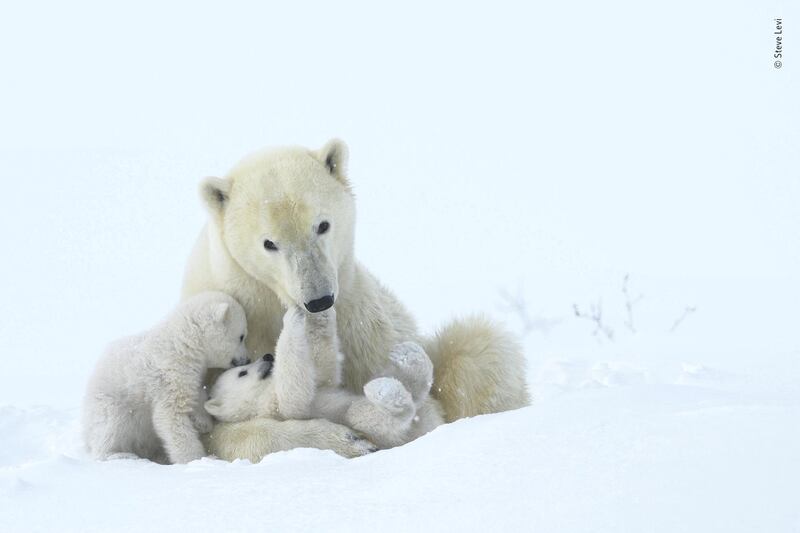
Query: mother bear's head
xmin=200 ymin=139 xmax=355 ymax=313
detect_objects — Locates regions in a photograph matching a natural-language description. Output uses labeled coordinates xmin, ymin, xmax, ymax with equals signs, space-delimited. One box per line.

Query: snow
xmin=3 ymin=363 xmax=799 ymax=532
xmin=1 ymin=0 xmax=798 ymax=531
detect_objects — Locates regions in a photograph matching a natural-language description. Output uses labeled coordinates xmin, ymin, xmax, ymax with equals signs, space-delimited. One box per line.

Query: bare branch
xmin=621 ymin=274 xmax=644 ymax=333
xmin=573 ymin=299 xmax=614 ymax=342
xmin=498 ymin=288 xmax=561 ymax=337
xmin=669 ymin=306 xmax=697 ymax=333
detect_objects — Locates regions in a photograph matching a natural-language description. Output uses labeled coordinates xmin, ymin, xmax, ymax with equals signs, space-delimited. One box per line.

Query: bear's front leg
xmin=273 ymin=307 xmax=317 ymax=419
xmin=189 ymin=386 xmax=214 ymax=434
xmin=152 ymin=401 xmax=206 ymax=464
xmin=304 ymin=307 xmax=342 ymax=388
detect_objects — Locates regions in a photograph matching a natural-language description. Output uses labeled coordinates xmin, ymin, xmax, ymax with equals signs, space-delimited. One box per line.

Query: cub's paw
xmin=167 ymin=443 xmax=207 ymax=465
xmin=387 ymin=342 xmax=434 ymax=403
xmin=363 ymin=377 xmax=414 ymax=416
xmin=328 ymin=426 xmax=378 ymax=458
xmin=190 ymin=410 xmax=215 ymax=434
xmin=345 ymin=431 xmax=380 ymax=455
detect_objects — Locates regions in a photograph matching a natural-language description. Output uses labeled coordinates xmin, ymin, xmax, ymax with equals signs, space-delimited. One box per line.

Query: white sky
xmin=0 ymin=0 xmax=797 ymax=405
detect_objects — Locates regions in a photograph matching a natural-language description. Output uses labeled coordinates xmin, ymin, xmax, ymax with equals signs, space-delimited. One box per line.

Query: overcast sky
xmin=0 ymin=0 xmax=797 ymax=405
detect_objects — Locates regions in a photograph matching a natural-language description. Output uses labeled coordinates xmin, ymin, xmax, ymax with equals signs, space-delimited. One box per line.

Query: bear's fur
xmin=205 ymin=307 xmax=442 ymax=450
xmin=182 ymin=140 xmax=530 ymax=461
xmin=82 ymin=292 xmax=251 ymax=464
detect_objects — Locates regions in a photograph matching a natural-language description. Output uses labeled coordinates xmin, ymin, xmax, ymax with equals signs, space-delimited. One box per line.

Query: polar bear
xmin=82 ymin=291 xmax=251 ymax=464
xmin=205 ymin=307 xmax=442 ymax=450
xmin=182 ymin=139 xmax=530 ymax=460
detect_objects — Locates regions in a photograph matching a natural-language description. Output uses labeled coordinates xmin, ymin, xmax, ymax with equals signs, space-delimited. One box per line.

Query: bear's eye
xmin=317 ymin=221 xmax=330 ymax=235
xmin=238 ymin=370 xmax=248 ymax=378
xmin=263 ymin=239 xmax=278 ymax=251
xmin=239 ymin=334 xmax=244 ymax=343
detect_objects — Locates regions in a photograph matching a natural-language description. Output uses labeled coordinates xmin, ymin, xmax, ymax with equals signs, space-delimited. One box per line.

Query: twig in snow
xmin=621 ymin=274 xmax=644 ymax=333
xmin=573 ymin=300 xmax=614 ymax=342
xmin=669 ymin=306 xmax=697 ymax=333
xmin=498 ymin=288 xmax=561 ymax=337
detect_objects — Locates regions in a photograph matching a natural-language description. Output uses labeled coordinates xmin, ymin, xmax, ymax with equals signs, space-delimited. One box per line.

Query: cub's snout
xmin=230 ymin=356 xmax=251 ymax=367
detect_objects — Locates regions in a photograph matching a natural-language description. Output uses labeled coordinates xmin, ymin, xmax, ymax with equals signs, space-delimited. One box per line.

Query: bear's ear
xmin=316 ymin=138 xmax=349 ymax=185
xmin=209 ymin=302 xmax=230 ymax=323
xmin=200 ymin=177 xmax=231 ymax=216
xmin=204 ymin=398 xmax=223 ymax=417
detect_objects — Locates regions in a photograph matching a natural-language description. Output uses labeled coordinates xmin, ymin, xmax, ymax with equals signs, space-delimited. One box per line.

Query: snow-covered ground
xmin=1 ymin=1 xmax=798 ymax=531
xmin=2 ymin=356 xmax=799 ymax=532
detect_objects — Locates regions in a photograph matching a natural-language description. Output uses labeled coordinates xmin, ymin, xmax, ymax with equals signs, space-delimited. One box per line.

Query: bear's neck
xmin=337 ymin=252 xmax=357 ymax=294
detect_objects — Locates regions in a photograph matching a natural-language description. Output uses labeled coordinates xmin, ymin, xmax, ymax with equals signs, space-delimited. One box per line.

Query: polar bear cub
xmin=82 ymin=291 xmax=251 ymax=464
xmin=205 ymin=307 xmax=442 ymax=449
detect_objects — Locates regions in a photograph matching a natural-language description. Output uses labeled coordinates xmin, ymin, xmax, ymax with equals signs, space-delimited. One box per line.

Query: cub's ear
xmin=209 ymin=302 xmax=230 ymax=323
xmin=200 ymin=177 xmax=231 ymax=216
xmin=204 ymin=398 xmax=223 ymax=417
xmin=316 ymin=138 xmax=349 ymax=185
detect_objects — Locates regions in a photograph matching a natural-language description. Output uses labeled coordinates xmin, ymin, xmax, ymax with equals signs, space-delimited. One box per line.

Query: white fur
xmin=82 ymin=292 xmax=250 ymax=464
xmin=182 ymin=140 xmax=530 ymax=459
xmin=201 ymin=418 xmax=376 ymax=461
xmin=205 ymin=308 xmax=442 ymax=452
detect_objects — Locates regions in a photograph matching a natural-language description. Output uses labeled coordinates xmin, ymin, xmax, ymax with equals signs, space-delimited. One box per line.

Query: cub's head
xmin=204 ymin=354 xmax=275 ymax=422
xmin=200 ymin=139 xmax=355 ymax=313
xmin=183 ymin=291 xmax=250 ymax=369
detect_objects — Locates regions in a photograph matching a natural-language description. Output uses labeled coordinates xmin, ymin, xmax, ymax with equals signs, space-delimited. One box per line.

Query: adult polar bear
xmin=182 ymin=139 xmax=529 ymax=460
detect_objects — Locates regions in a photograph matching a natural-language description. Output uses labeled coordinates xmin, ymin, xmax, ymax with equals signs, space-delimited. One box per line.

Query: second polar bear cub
xmin=205 ymin=307 xmax=443 ymax=449
xmin=82 ymin=292 xmax=251 ymax=464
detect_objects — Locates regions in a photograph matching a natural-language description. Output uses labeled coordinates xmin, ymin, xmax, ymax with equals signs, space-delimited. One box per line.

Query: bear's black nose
xmin=262 ymin=353 xmax=274 ymax=363
xmin=304 ymin=294 xmax=335 ymax=313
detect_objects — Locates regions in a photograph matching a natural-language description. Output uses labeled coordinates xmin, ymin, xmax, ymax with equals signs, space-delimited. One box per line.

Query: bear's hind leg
xmin=346 ymin=377 xmax=415 ymax=449
xmin=204 ymin=417 xmax=376 ymax=461
xmin=385 ymin=341 xmax=434 ymax=405
xmin=83 ymin=397 xmax=138 ymax=460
